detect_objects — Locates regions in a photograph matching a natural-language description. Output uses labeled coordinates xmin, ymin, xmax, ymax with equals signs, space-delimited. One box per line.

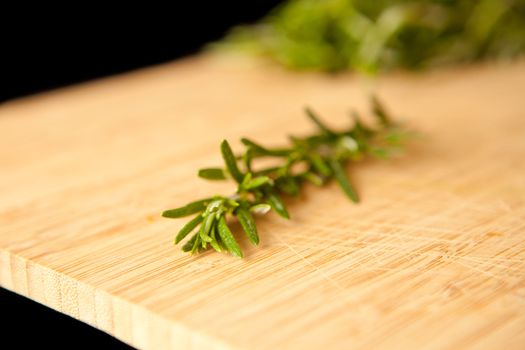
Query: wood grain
xmin=1 ymin=54 xmax=524 ymax=349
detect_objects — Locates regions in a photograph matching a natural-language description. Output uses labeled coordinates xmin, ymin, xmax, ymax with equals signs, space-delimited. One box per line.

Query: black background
xmin=0 ymin=2 xmax=282 ymax=348
xmin=0 ymin=2 xmax=282 ymax=102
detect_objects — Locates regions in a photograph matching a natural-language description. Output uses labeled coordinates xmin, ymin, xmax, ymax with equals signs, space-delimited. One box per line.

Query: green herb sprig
xmin=163 ymin=97 xmax=409 ymax=257
xmin=217 ymin=0 xmax=525 ymax=73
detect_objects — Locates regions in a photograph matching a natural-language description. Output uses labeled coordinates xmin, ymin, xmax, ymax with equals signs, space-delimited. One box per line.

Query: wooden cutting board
xmin=1 ymin=54 xmax=524 ymax=350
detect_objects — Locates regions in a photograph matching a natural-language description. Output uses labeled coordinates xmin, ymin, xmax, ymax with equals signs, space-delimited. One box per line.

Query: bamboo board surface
xmin=1 ymin=55 xmax=524 ymax=349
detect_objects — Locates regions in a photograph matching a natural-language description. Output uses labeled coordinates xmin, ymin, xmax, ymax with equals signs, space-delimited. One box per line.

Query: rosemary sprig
xmin=217 ymin=0 xmax=525 ymax=73
xmin=163 ymin=97 xmax=410 ymax=257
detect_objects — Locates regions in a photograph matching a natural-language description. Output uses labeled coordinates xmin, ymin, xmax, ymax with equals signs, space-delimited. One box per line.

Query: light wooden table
xmin=1 ymin=55 xmax=524 ymax=349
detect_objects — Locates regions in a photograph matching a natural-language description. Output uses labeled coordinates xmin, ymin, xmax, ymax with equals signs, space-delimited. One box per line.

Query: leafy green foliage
xmin=217 ymin=216 xmax=243 ymax=258
xmin=221 ymin=140 xmax=245 ymax=183
xmin=163 ymin=97 xmax=411 ymax=257
xmin=162 ymin=198 xmax=211 ymax=218
xmin=236 ymin=206 xmax=259 ymax=245
xmin=198 ymin=168 xmax=227 ymax=180
xmin=266 ymin=192 xmax=290 ymax=219
xmin=217 ymin=0 xmax=525 ymax=73
xmin=329 ymin=159 xmax=359 ymax=203
xmin=175 ymin=214 xmax=203 ymax=244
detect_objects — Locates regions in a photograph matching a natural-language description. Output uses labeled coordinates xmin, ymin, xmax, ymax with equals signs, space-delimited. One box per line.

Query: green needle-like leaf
xmin=236 ymin=206 xmax=259 ymax=245
xmin=302 ymin=172 xmax=324 ymax=186
xmin=175 ymin=214 xmax=203 ymax=244
xmin=267 ymin=192 xmax=290 ymax=219
xmin=241 ymin=138 xmax=289 ymax=156
xmin=244 ymin=176 xmax=271 ymax=190
xmin=241 ymin=138 xmax=267 ymax=153
xmin=310 ymin=154 xmax=331 ymax=176
xmin=305 ymin=107 xmax=336 ymax=136
xmin=217 ymin=216 xmax=243 ymax=258
xmin=198 ymin=168 xmax=227 ymax=180
xmin=182 ymin=233 xmax=198 ymax=252
xmin=221 ymin=139 xmax=244 ymax=183
xmin=241 ymin=173 xmax=252 ymax=185
xmin=209 ymin=224 xmax=222 ymax=253
xmin=214 ymin=226 xmax=226 ymax=251
xmin=329 ymin=159 xmax=359 ymax=203
xmin=199 ymin=214 xmax=215 ymax=243
xmin=191 ymin=234 xmax=202 ymax=254
xmin=372 ymin=95 xmax=392 ymax=127
xmin=162 ymin=198 xmax=211 ymax=218
xmin=243 ymin=146 xmax=254 ymax=172
xmin=351 ymin=112 xmax=374 ymax=138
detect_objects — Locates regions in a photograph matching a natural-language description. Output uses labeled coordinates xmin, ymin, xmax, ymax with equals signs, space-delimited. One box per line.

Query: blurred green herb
xmin=216 ymin=0 xmax=525 ymax=73
xmin=163 ymin=97 xmax=412 ymax=257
